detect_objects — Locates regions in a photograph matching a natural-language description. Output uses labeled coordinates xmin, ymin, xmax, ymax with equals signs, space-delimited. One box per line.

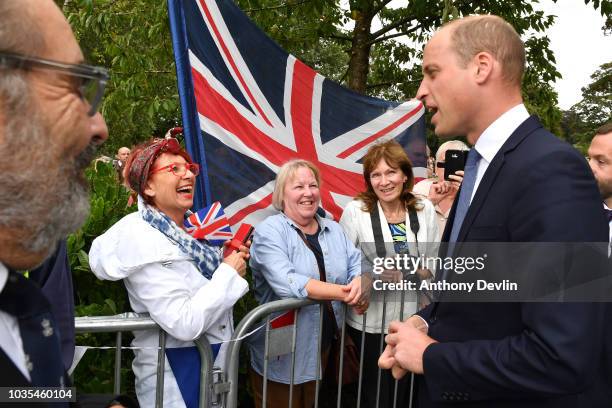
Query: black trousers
xmin=347 ymin=325 xmax=411 ymax=408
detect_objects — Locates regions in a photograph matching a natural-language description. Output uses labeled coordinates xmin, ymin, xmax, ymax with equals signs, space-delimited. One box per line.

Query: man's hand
xmin=378 ymin=315 xmax=435 ymax=377
xmin=447 ymin=170 xmax=464 ymax=191
xmin=428 ymin=180 xmax=455 ymax=204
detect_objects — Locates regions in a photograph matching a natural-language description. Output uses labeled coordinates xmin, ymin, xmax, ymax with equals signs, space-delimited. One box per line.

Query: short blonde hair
xmin=445 ymin=15 xmax=525 ymax=86
xmin=272 ymin=159 xmax=321 ymax=211
xmin=435 ymin=140 xmax=469 ymax=161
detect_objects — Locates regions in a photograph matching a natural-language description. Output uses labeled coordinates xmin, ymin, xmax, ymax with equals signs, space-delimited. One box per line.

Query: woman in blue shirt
xmin=249 ymin=159 xmax=363 ymax=408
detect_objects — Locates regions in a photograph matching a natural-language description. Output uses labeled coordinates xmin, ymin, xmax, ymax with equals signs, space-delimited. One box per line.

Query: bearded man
xmin=0 ymin=0 xmax=108 ymax=389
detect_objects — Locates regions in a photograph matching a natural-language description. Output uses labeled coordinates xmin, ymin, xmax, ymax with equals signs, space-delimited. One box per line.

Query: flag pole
xmin=167 ymin=0 xmax=212 ymax=208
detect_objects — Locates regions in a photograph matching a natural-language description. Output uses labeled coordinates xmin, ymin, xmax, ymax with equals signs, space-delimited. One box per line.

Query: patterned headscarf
xmin=127 ymin=138 xmax=192 ymax=197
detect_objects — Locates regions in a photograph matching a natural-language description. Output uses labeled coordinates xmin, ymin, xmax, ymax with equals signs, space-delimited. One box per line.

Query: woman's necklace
xmin=381 ymin=204 xmax=405 ymax=224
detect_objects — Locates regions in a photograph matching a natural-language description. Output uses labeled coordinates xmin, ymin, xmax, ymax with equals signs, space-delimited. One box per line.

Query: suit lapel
xmin=456 ymin=116 xmax=542 ymax=242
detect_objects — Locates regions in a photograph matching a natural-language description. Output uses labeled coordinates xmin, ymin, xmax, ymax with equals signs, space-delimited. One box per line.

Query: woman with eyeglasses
xmin=89 ymin=137 xmax=249 ymax=408
xmin=339 ymin=140 xmax=439 ymax=408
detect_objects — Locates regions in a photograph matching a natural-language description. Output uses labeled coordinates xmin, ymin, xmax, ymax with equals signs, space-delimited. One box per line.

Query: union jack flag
xmin=168 ymin=0 xmax=426 ymax=228
xmin=184 ymin=201 xmax=233 ymax=245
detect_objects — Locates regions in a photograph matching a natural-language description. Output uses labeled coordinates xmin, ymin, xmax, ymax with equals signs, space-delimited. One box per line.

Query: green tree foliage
xmin=561 ymin=61 xmax=612 ymax=152
xmin=66 ymin=161 xmax=135 ymax=392
xmin=62 ymin=0 xmax=610 ymax=148
xmin=234 ymin=0 xmax=610 ymax=136
xmin=61 ymin=0 xmax=180 ymax=155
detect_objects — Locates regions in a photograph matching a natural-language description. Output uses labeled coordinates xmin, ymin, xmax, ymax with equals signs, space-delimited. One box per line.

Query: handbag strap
xmin=293 ymin=225 xmax=340 ymax=332
xmin=369 ymin=203 xmax=420 ymax=257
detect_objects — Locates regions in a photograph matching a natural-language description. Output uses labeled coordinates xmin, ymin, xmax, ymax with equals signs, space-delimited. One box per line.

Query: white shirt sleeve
xmin=126 ymin=262 xmax=248 ymax=341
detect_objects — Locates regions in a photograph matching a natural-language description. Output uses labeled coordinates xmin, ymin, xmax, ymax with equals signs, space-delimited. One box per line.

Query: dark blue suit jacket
xmin=415 ymin=116 xmax=611 ymax=407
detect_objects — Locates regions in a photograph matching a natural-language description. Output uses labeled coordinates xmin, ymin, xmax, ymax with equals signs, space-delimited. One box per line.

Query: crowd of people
xmin=0 ymin=1 xmax=611 ymax=408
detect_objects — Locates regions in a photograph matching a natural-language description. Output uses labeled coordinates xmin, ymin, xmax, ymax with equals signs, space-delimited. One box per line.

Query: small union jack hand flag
xmin=184 ymin=201 xmax=233 ymax=246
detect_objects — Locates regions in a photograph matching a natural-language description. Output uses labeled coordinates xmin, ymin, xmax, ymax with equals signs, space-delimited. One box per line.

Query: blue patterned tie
xmin=0 ymin=270 xmax=66 ymax=387
xmin=449 ymin=148 xmax=481 ymax=244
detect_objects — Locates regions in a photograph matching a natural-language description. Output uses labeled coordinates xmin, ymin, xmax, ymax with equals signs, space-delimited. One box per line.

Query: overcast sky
xmin=538 ymin=0 xmax=611 ymax=109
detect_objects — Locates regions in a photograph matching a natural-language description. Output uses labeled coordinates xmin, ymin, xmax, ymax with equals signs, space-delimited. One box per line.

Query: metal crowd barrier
xmin=75 ymin=292 xmax=419 ymax=407
xmin=223 ymin=294 xmax=417 ymax=408
xmin=75 ymin=313 xmax=216 ymax=408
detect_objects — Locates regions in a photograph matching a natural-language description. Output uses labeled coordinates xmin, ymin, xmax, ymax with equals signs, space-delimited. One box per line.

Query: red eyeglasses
xmin=151 ymin=162 xmax=200 ymax=177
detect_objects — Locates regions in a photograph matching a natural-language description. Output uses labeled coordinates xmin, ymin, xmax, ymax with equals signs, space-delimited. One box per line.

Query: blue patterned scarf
xmin=138 ymin=196 xmax=222 ymax=279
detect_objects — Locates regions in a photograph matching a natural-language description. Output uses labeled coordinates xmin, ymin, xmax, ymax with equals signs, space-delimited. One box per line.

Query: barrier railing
xmin=223 ymin=295 xmax=416 ymax=408
xmin=75 ymin=313 xmax=216 ymax=408
xmin=76 ymin=293 xmax=418 ymax=407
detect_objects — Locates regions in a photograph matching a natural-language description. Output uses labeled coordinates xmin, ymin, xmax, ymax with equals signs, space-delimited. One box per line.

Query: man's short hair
xmin=0 ymin=1 xmax=45 ymax=56
xmin=0 ymin=1 xmax=45 ymax=116
xmin=595 ymin=122 xmax=612 ymax=136
xmin=445 ymin=15 xmax=525 ymax=86
xmin=436 ymin=140 xmax=469 ymax=160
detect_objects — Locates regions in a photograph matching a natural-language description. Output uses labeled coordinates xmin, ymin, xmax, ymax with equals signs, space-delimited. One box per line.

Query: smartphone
xmin=444 ymin=149 xmax=468 ymax=180
xmin=223 ymin=223 xmax=254 ymax=257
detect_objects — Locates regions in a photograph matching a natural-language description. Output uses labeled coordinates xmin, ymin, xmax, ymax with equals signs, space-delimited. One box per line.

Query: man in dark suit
xmin=588 ymin=122 xmax=612 ymax=248
xmin=379 ymin=15 xmax=610 ymax=407
xmin=0 ymin=0 xmax=108 ymax=391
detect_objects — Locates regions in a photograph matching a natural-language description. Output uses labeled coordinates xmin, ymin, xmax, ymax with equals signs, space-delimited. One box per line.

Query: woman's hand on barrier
xmin=353 ymin=299 xmax=369 ymax=315
xmin=381 ymin=269 xmax=402 ymax=283
xmin=342 ymin=276 xmax=362 ymax=305
xmin=415 ymin=268 xmax=433 ymax=280
xmin=223 ymin=251 xmax=248 ymax=277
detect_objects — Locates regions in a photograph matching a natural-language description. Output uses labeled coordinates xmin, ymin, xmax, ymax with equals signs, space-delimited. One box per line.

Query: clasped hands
xmin=378 ymin=315 xmax=437 ymax=376
xmin=341 ymin=276 xmax=369 ymax=315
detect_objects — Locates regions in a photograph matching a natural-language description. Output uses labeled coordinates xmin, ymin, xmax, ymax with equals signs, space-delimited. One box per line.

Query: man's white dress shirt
xmin=471 ymin=104 xmax=530 ymax=203
xmin=0 ymin=263 xmax=30 ymax=380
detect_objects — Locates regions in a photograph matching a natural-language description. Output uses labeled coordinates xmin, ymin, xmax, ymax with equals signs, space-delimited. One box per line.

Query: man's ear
xmin=473 ymin=52 xmax=494 ymax=84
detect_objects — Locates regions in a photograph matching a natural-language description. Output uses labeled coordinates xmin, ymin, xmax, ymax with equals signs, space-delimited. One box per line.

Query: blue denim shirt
xmin=248 ymin=212 xmax=361 ymax=384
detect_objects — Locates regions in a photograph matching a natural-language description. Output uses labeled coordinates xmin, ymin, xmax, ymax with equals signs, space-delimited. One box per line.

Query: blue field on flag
xmin=169 ymin=0 xmax=427 ymax=227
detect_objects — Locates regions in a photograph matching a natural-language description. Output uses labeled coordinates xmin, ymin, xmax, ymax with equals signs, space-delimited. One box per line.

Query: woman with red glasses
xmin=89 ymin=137 xmax=249 ymax=407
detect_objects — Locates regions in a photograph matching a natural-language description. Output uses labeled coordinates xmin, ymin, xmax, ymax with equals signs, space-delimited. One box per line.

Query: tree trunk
xmin=347 ymin=7 xmax=374 ymax=94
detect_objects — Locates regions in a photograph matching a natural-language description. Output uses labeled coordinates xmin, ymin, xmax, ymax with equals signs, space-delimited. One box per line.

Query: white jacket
xmin=339 ymin=199 xmax=439 ymax=333
xmin=89 ymin=212 xmax=248 ymax=407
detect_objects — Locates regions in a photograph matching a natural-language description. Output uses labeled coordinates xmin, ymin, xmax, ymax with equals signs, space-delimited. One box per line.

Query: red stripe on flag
xmin=228 ymin=193 xmax=273 ymax=226
xmin=337 ymin=103 xmax=423 ymax=159
xmin=291 ymin=60 xmax=318 ymax=159
xmin=197 ymin=0 xmax=272 ymax=127
xmin=197 ymin=218 xmax=230 ymax=236
xmin=202 ymin=201 xmax=220 ymax=225
xmin=192 ymin=68 xmax=365 ymax=197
